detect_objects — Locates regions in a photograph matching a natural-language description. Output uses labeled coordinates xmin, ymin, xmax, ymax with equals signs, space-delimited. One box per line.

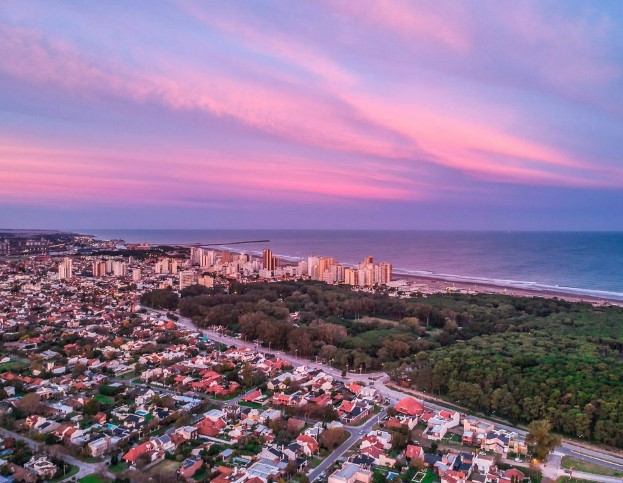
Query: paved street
xmin=150 ymin=307 xmax=623 ymax=479
xmin=0 ymin=427 xmax=113 ymax=480
xmin=307 ymin=409 xmax=387 ymax=482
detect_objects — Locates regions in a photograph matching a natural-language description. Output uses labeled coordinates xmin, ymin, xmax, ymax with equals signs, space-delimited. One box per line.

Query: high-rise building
xmin=92 ymin=260 xmax=107 ymax=277
xmin=333 ymin=264 xmax=345 ymax=283
xmin=132 ymin=268 xmax=141 ymax=282
xmin=112 ymin=261 xmax=128 ymax=277
xmin=307 ymin=256 xmax=319 ymax=278
xmin=179 ymin=271 xmax=198 ymax=290
xmin=357 ymin=268 xmax=367 ymax=287
xmin=58 ymin=257 xmax=73 ymax=280
xmin=154 ymin=259 xmax=165 ymax=274
xmin=221 ymin=250 xmax=233 ymax=264
xmin=190 ymin=247 xmax=202 ymax=265
xmin=154 ymin=258 xmax=178 ymax=274
xmin=262 ymin=248 xmax=274 ymax=271
xmin=379 ymin=262 xmax=392 ymax=284
xmin=200 ymin=250 xmax=215 ymax=268
xmin=197 ymin=275 xmax=214 ymax=288
xmin=297 ymin=260 xmax=308 ymax=277
xmin=316 ymin=257 xmax=336 ymax=281
xmin=0 ymin=240 xmax=10 ymax=256
xmin=258 ymin=268 xmax=273 ymax=278
xmin=344 ymin=268 xmax=358 ymax=286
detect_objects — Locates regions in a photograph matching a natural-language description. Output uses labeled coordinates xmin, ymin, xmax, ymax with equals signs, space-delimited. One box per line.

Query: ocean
xmin=82 ymin=229 xmax=623 ymax=301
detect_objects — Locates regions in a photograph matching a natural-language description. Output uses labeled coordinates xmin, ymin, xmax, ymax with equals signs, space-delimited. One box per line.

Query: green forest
xmin=141 ymin=281 xmax=623 ymax=447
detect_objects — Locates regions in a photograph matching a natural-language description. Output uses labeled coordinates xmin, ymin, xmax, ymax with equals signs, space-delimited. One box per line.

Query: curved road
xmin=0 ymin=427 xmax=113 ymax=480
xmin=151 ymin=307 xmax=623 ymax=479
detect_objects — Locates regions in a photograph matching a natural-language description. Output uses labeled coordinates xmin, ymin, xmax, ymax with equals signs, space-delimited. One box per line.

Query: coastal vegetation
xmin=142 ymin=280 xmax=623 ymax=447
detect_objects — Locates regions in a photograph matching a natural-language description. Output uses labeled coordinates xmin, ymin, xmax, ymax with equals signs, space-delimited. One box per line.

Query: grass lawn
xmin=192 ymin=469 xmax=209 ymax=481
xmin=238 ymin=401 xmax=262 ymax=409
xmin=116 ymin=372 xmax=137 ymax=380
xmin=356 ymin=316 xmax=399 ymax=327
xmin=0 ymin=360 xmax=27 ymax=371
xmin=557 ymin=478 xmax=595 ymax=483
xmin=49 ymin=465 xmax=80 ymax=482
xmin=109 ymin=463 xmax=128 ymax=473
xmin=147 ymin=459 xmax=180 ymax=476
xmin=79 ymin=474 xmax=110 ymax=483
xmin=94 ymin=394 xmax=115 ymax=405
xmin=561 ymin=457 xmax=623 ymax=477
xmin=422 ymin=469 xmax=441 ymax=483
xmin=412 ymin=470 xmax=427 ymax=483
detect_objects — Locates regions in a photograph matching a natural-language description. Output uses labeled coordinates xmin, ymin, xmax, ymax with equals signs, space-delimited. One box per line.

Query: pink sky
xmin=1 ymin=1 xmax=622 ymax=229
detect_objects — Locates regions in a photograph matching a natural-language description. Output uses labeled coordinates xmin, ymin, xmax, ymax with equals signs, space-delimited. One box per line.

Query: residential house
xmin=462 ymin=419 xmax=494 ymax=446
xmin=473 ymin=454 xmax=495 ymax=475
xmin=405 ymin=444 xmax=425 ymax=462
xmin=272 ymin=391 xmax=304 ymax=407
xmin=179 ymin=457 xmax=203 ymax=479
xmin=295 ymin=434 xmax=319 ymax=456
xmin=338 ymin=399 xmax=372 ymax=424
xmin=23 ymin=455 xmax=57 ymax=480
xmin=175 ymin=426 xmax=198 ymax=441
xmin=395 ymin=396 xmax=425 ymax=417
xmin=245 ymin=458 xmax=287 ymax=481
xmin=196 ymin=415 xmax=227 ymax=437
xmin=424 ymin=410 xmax=460 ymax=441
xmin=88 ymin=437 xmax=111 ymax=458
xmin=328 ymin=462 xmax=372 ymax=483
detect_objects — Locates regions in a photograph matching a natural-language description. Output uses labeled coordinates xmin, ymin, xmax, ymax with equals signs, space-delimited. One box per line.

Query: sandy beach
xmin=397 ymin=273 xmax=623 ymax=307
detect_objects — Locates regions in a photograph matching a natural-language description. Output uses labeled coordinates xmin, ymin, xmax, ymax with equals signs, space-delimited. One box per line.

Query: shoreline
xmin=87 ymin=232 xmax=623 ymax=306
xmin=398 ymin=273 xmax=623 ymax=307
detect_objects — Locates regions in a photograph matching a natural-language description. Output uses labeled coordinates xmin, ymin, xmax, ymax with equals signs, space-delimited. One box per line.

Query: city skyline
xmin=1 ymin=1 xmax=623 ymax=230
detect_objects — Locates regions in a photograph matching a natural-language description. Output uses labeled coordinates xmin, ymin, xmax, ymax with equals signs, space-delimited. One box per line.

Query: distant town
xmin=0 ymin=232 xmax=621 ymax=483
xmin=0 ymin=232 xmax=394 ymax=290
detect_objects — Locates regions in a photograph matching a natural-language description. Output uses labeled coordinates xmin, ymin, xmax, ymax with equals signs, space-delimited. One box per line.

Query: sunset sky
xmin=1 ymin=1 xmax=622 ymax=230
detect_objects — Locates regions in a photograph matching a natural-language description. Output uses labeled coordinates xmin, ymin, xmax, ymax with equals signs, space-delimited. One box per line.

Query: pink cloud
xmin=181 ymin=3 xmax=357 ymax=86
xmin=0 ymin=135 xmax=424 ymax=207
xmin=1 ymin=5 xmax=620 ymax=207
xmin=323 ymin=0 xmax=471 ymax=52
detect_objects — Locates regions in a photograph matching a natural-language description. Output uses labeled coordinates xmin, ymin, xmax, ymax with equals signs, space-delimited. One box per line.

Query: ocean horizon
xmin=82 ymin=229 xmax=623 ymax=301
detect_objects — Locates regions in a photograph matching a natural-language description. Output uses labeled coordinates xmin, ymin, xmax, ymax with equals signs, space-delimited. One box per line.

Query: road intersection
xmin=156 ymin=307 xmax=623 ymax=481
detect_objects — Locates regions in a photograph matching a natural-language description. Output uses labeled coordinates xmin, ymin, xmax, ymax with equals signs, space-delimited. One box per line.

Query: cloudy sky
xmin=1 ymin=1 xmax=622 ymax=230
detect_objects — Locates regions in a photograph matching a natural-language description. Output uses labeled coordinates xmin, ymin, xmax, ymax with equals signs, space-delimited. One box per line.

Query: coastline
xmin=399 ymin=273 xmax=623 ymax=307
xmin=87 ymin=231 xmax=623 ymax=306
